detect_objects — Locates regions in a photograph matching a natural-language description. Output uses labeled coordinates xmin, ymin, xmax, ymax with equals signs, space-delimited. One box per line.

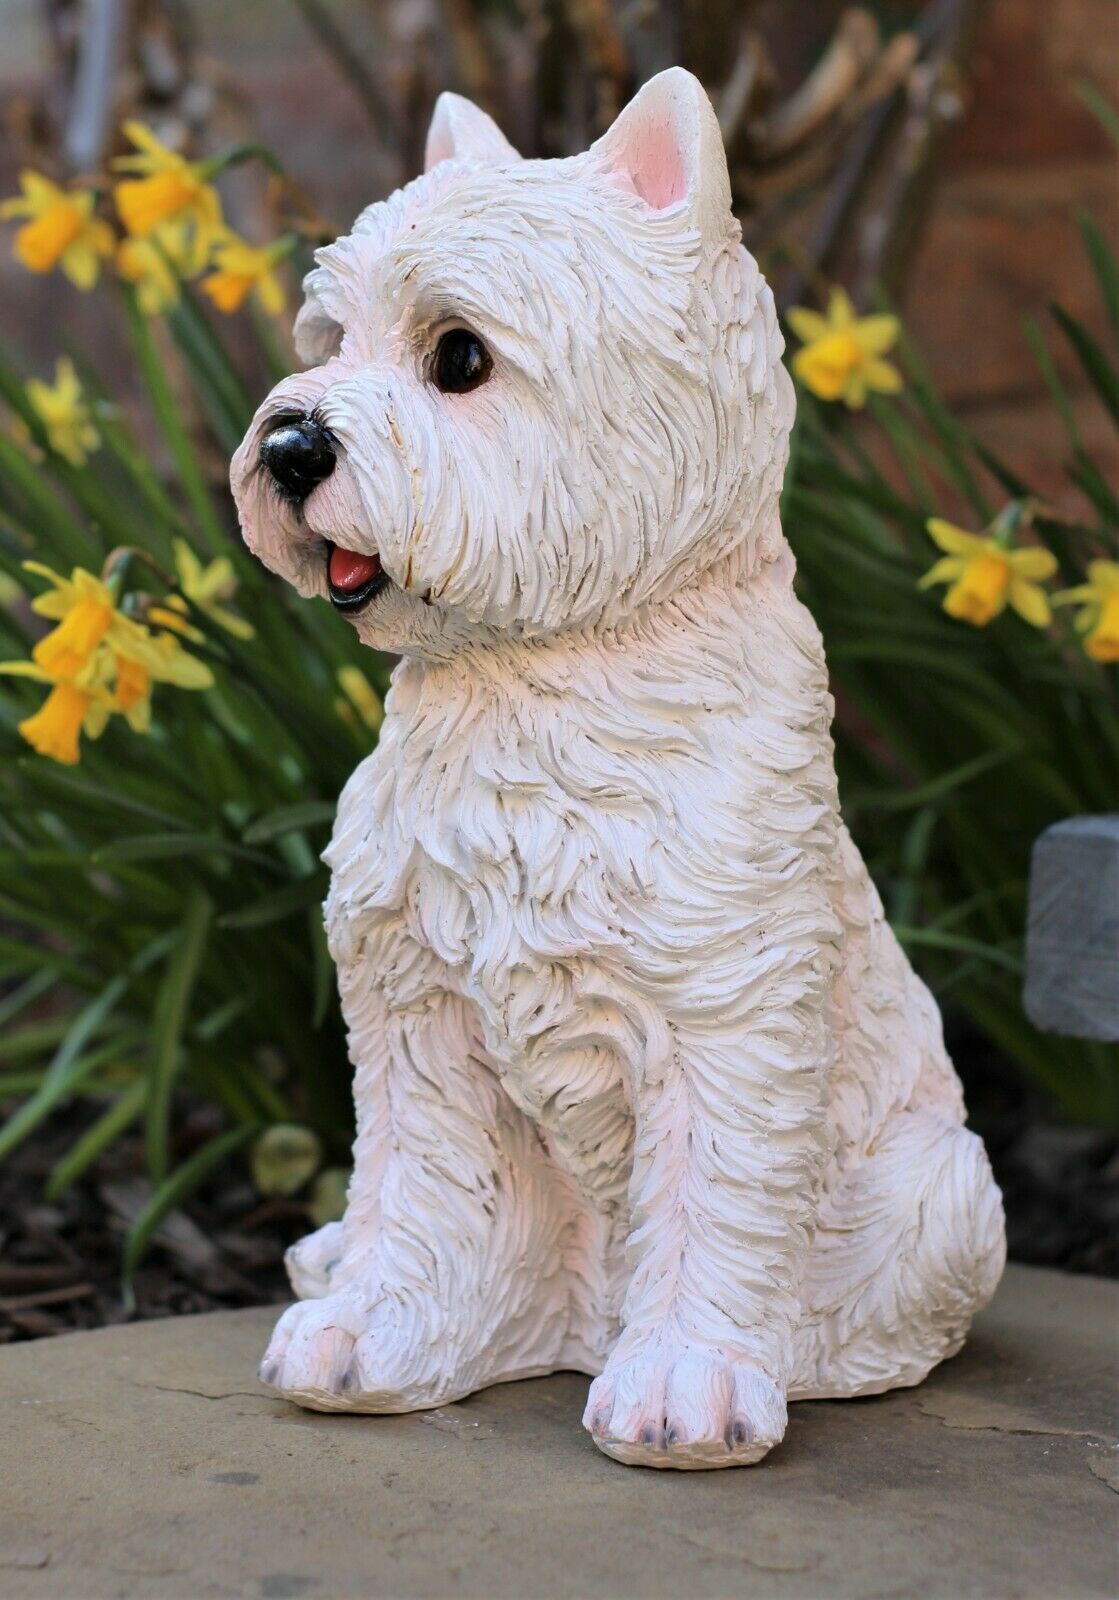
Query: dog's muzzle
xmin=260 ymin=415 xmax=389 ymax=613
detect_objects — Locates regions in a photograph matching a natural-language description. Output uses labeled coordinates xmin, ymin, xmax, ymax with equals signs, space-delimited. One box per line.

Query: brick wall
xmin=903 ymin=0 xmax=1119 ymax=506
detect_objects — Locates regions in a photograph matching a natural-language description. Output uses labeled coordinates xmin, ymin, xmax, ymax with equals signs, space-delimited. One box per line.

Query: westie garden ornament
xmin=232 ymin=69 xmax=1005 ymax=1469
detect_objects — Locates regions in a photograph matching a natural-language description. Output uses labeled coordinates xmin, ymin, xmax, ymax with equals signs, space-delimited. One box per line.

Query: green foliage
xmin=784 ymin=226 xmax=1119 ymax=1127
xmin=0 ymin=281 xmax=388 ymax=1263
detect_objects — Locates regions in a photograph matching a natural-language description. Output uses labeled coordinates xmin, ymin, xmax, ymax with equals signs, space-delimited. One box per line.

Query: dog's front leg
xmin=584 ymin=975 xmax=833 ymax=1469
xmin=260 ymin=966 xmax=574 ymax=1412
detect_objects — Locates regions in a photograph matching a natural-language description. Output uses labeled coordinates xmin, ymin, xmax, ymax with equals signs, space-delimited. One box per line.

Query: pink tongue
xmin=329 ymin=545 xmax=381 ymax=592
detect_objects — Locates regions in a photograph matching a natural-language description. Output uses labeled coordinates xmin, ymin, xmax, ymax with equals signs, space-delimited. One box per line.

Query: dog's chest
xmin=324 ymin=665 xmax=676 ymax=993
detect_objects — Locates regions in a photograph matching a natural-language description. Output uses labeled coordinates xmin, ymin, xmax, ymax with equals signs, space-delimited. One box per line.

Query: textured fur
xmin=231 ymin=69 xmax=1005 ymax=1469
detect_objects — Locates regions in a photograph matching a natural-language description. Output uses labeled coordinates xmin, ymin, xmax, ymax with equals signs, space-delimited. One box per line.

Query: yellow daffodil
xmin=113 ymin=653 xmax=151 ymax=713
xmin=116 ymin=234 xmax=179 ymax=315
xmin=146 ymin=594 xmax=205 ymax=643
xmin=0 ymin=171 xmax=114 ymax=289
xmin=25 ymin=562 xmax=120 ymax=676
xmin=170 ymin=539 xmax=254 ymax=638
xmin=17 ymin=681 xmax=100 ymax=764
xmin=920 ymin=518 xmax=1057 ymax=628
xmin=787 ymin=289 xmax=903 ymax=408
xmin=201 ymin=232 xmax=288 ymax=315
xmin=26 ymin=358 xmax=100 ymax=468
xmin=1054 ymin=560 xmax=1119 ymax=663
xmin=113 ymin=122 xmax=222 ymax=276
xmin=337 ymin=664 xmax=383 ymax=731
xmin=108 ymin=629 xmax=213 ymax=733
xmin=108 ymin=613 xmax=213 ymax=692
xmin=4 ymin=562 xmax=215 ymax=761
xmin=23 ymin=561 xmax=213 ymax=699
xmin=0 ymin=659 xmax=116 ymax=766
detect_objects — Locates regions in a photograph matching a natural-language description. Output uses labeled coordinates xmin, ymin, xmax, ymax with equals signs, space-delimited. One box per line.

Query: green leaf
xmin=45 ymin=1077 xmax=148 ymax=1200
xmin=123 ymin=1124 xmax=257 ymax=1299
xmin=1024 ymin=317 xmax=1081 ymax=447
xmin=1067 ymin=448 xmax=1119 ymax=524
xmin=145 ymin=887 xmax=213 ymax=1183
xmin=217 ymin=875 xmax=323 ymax=930
xmin=0 ymin=1017 xmax=105 ymax=1064
xmin=1049 ymin=301 xmax=1119 ymax=425
xmin=847 ymin=745 xmax=1025 ymax=814
xmin=1078 ymin=211 xmax=1119 ymax=341
xmin=1075 ymin=79 xmax=1119 ymax=147
xmin=166 ymin=293 xmax=253 ymax=457
xmin=0 ymin=966 xmax=59 ymax=1031
xmin=0 ymin=432 xmax=97 ymax=565
xmin=242 ymin=800 xmax=337 ymax=844
xmin=192 ymin=995 xmax=251 ymax=1043
xmin=16 ymin=761 xmax=192 ymax=831
xmin=893 ymin=334 xmax=992 ymax=523
xmin=122 ymin=289 xmax=226 ymax=552
xmin=0 ymin=1072 xmax=51 ymax=1098
xmin=308 ymin=903 xmax=334 ymax=1029
xmin=891 ymin=925 xmax=1024 ymax=976
xmin=0 ymin=976 xmax=132 ymax=1164
xmin=94 ymin=832 xmax=279 ymax=870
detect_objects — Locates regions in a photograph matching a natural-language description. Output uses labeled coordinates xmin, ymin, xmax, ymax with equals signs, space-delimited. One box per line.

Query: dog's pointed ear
xmin=424 ymin=93 xmax=521 ymax=172
xmin=591 ymin=68 xmax=732 ymax=242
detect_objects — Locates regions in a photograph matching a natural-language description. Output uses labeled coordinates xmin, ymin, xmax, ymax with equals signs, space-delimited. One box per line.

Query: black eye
xmin=433 ymin=328 xmax=492 ymax=394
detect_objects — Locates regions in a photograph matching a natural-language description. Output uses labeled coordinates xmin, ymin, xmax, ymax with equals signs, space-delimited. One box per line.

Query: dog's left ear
xmin=424 ymin=93 xmax=521 ymax=172
xmin=591 ymin=68 xmax=732 ymax=244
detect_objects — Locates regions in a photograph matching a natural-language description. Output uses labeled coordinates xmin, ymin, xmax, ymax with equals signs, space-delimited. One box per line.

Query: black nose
xmin=260 ymin=417 xmax=336 ymax=500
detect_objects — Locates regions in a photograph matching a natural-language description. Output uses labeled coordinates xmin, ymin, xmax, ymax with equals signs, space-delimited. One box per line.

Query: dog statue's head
xmin=232 ymin=68 xmax=795 ymax=653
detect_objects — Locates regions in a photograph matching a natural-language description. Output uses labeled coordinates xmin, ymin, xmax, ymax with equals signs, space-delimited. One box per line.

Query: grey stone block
xmin=1024 ymin=815 xmax=1119 ymax=1041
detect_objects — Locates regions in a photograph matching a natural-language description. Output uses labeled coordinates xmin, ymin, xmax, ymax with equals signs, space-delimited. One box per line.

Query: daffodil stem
xmin=102 ymin=545 xmax=175 ymax=598
xmin=200 ymin=143 xmax=287 ymax=180
xmin=122 ymin=287 xmax=226 ymax=555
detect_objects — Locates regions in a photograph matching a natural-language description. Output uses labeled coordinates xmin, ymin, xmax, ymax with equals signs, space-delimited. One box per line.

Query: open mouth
xmin=325 ymin=541 xmax=390 ymax=613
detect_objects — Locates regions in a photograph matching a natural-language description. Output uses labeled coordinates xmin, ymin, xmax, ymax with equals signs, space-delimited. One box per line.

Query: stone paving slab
xmin=0 ymin=1264 xmax=1115 ymax=1600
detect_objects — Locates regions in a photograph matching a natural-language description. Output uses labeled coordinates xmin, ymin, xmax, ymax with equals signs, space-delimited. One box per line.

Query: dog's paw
xmin=583 ymin=1344 xmax=787 ymax=1469
xmin=284 ymin=1220 xmax=344 ymax=1300
xmin=259 ymin=1289 xmax=461 ymax=1413
xmin=259 ymin=1291 xmax=370 ymax=1410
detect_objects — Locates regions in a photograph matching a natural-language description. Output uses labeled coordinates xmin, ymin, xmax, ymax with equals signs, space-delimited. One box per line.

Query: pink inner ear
xmin=425 ymin=128 xmax=454 ymax=169
xmin=618 ymin=120 xmax=689 ymax=211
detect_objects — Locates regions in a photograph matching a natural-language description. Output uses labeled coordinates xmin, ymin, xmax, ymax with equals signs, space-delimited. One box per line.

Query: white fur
xmin=232 ymin=69 xmax=1005 ymax=1469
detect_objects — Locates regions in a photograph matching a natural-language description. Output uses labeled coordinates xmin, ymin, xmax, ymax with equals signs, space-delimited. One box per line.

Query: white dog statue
xmin=232 ymin=68 xmax=1005 ymax=1469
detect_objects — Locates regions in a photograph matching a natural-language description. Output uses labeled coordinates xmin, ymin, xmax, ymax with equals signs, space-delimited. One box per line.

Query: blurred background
xmin=0 ymin=0 xmax=1116 ymax=1339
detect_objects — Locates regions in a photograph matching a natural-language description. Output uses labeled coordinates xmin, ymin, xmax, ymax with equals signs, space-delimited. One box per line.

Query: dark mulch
xmin=982 ymin=1116 xmax=1119 ymax=1278
xmin=1 ymin=1099 xmax=1116 ymax=1345
xmin=0 ymin=1106 xmax=299 ymax=1345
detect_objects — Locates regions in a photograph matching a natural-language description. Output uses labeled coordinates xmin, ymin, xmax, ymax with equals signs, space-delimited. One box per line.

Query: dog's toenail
xmin=341 ymin=1367 xmax=358 ymax=1392
xmin=260 ymin=1363 xmax=279 ymax=1385
xmin=641 ymin=1425 xmax=658 ymax=1445
xmin=732 ymin=1419 xmax=750 ymax=1446
xmin=666 ymin=1424 xmax=683 ymax=1446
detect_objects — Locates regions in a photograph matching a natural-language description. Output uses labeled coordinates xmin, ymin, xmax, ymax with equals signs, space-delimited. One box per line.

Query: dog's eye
xmin=433 ymin=328 xmax=492 ymax=394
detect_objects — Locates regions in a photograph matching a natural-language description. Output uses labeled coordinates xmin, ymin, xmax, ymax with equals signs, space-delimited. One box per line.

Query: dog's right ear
xmin=591 ymin=68 xmax=733 ymax=246
xmin=424 ymin=94 xmax=521 ymax=172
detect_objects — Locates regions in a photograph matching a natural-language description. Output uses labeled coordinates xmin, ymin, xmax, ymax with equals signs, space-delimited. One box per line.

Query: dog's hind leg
xmin=789 ymin=1107 xmax=1005 ymax=1400
xmin=284 ymin=1221 xmax=344 ymax=1299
